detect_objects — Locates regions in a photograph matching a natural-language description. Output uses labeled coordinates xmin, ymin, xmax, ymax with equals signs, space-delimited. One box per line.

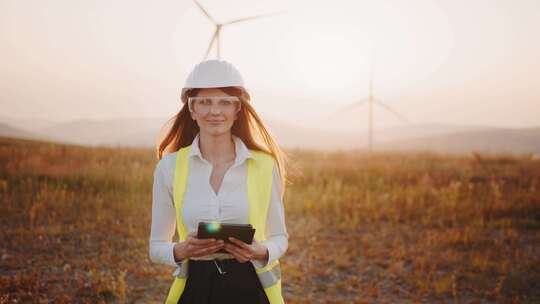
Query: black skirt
xmin=177 ymin=258 xmax=270 ymax=304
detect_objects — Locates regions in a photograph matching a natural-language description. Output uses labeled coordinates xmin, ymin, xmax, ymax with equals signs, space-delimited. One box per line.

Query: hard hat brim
xmin=180 ymin=86 xmax=250 ymax=104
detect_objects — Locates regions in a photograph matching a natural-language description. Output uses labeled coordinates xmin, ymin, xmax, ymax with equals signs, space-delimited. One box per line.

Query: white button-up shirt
xmin=149 ymin=132 xmax=289 ymax=276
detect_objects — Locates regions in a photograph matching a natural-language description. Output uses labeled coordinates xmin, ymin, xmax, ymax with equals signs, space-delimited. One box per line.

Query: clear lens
xmin=188 ymin=96 xmax=241 ymax=114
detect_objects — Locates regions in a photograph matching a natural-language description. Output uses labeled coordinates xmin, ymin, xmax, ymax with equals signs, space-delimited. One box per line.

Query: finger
xmin=192 ymin=243 xmax=224 ymax=256
xmin=228 ymin=237 xmax=252 ymax=251
xmin=187 ymin=231 xmax=197 ymax=240
xmin=228 ymin=238 xmax=255 ymax=257
xmin=188 ymin=238 xmax=217 ymax=247
xmin=235 ymin=255 xmax=248 ymax=263
xmin=223 ymin=246 xmax=247 ymax=262
xmin=191 ymin=236 xmax=217 ymax=243
xmin=189 ymin=240 xmax=223 ymax=251
xmin=224 ymin=243 xmax=251 ymax=261
xmin=191 ymin=237 xmax=219 ymax=246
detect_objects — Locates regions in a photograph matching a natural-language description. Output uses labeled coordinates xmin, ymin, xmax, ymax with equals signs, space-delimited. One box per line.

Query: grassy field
xmin=1 ymin=136 xmax=539 ymax=303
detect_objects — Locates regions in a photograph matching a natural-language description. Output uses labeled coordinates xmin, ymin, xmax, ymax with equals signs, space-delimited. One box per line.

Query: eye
xmin=202 ymin=98 xmax=212 ymax=105
xmin=219 ymin=99 xmax=233 ymax=106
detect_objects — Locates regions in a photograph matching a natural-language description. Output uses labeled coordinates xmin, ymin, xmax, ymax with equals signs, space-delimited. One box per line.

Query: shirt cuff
xmin=171 ymin=242 xmax=187 ymax=277
xmin=251 ymin=240 xmax=276 ymax=269
xmin=172 ymin=265 xmax=183 ymax=277
xmin=168 ymin=242 xmax=186 ymax=267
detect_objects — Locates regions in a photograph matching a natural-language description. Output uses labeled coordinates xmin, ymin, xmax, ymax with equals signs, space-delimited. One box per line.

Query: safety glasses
xmin=187 ymin=96 xmax=242 ymax=114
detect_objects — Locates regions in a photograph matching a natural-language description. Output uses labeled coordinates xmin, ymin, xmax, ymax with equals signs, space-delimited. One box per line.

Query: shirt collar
xmin=188 ymin=132 xmax=255 ymax=165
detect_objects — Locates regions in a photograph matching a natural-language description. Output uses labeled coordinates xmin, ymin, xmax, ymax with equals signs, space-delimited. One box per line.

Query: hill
xmin=1 ymin=116 xmax=539 ymax=154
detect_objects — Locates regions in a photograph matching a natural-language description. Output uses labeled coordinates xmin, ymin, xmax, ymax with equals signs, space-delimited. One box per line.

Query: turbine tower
xmin=193 ymin=0 xmax=282 ymax=60
xmin=335 ymin=44 xmax=409 ymax=152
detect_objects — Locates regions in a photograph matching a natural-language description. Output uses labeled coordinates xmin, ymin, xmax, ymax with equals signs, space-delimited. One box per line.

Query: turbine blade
xmin=374 ymin=99 xmax=410 ymax=123
xmin=204 ymin=29 xmax=218 ymax=59
xmin=217 ymin=31 xmax=221 ymax=59
xmin=193 ymin=0 xmax=217 ymax=24
xmin=223 ymin=10 xmax=285 ymax=25
xmin=331 ymin=99 xmax=369 ymax=115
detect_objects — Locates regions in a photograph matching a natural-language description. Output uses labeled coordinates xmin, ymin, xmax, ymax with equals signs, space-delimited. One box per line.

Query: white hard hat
xmin=180 ymin=59 xmax=249 ymax=105
xmin=183 ymin=59 xmax=245 ymax=89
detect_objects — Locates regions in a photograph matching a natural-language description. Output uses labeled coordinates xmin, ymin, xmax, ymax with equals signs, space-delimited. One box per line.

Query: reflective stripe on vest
xmin=165 ymin=144 xmax=285 ymax=304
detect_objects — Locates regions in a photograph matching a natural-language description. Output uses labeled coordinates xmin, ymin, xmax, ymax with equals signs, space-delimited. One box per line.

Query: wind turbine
xmin=193 ymin=0 xmax=283 ymax=60
xmin=334 ymin=44 xmax=410 ymax=152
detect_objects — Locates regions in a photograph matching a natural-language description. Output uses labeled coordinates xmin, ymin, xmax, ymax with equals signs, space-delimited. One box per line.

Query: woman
xmin=149 ymin=59 xmax=289 ymax=304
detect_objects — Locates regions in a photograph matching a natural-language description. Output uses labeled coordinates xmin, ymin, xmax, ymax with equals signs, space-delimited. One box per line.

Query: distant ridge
xmin=379 ymin=126 xmax=540 ymax=155
xmin=0 ymin=122 xmax=48 ymax=141
xmin=1 ymin=117 xmax=539 ymax=155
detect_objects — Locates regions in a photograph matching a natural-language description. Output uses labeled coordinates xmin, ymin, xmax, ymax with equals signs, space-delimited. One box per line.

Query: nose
xmin=209 ymin=104 xmax=222 ymax=114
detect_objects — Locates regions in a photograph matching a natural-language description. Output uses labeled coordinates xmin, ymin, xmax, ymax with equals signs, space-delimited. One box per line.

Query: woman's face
xmin=189 ymin=88 xmax=240 ymax=137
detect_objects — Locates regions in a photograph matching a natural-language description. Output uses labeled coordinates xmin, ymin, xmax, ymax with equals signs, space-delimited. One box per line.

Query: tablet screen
xmin=197 ymin=222 xmax=256 ymax=253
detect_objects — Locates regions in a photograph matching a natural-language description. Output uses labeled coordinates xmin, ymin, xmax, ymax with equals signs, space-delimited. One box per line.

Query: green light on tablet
xmin=207 ymin=222 xmax=221 ymax=233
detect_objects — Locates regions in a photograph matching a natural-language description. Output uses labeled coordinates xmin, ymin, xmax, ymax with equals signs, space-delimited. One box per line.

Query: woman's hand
xmin=223 ymin=237 xmax=269 ymax=264
xmin=174 ymin=231 xmax=224 ymax=262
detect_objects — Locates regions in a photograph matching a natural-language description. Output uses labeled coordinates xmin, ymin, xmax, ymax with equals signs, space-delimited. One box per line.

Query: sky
xmin=1 ymin=0 xmax=539 ymax=132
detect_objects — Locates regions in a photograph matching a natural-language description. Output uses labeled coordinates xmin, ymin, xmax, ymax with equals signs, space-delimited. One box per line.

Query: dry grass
xmin=1 ymin=136 xmax=539 ymax=303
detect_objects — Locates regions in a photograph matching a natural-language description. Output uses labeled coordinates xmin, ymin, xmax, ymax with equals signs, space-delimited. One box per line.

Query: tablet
xmin=197 ymin=221 xmax=256 ymax=254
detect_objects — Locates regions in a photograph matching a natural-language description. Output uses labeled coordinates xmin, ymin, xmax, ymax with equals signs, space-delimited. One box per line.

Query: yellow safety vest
xmin=165 ymin=144 xmax=285 ymax=304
